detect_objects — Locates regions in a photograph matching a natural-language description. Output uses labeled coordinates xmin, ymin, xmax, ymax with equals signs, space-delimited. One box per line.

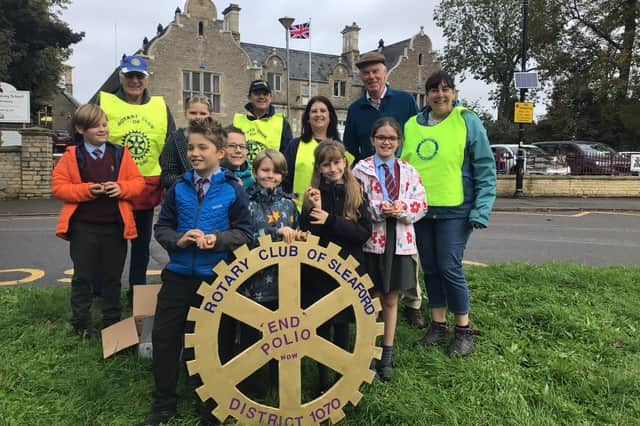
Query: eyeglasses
xmin=227 ymin=144 xmax=248 ymax=151
xmin=373 ymin=135 xmax=399 ymax=143
xmin=428 ymin=86 xmax=453 ymax=95
xmin=124 ymin=72 xmax=147 ymax=80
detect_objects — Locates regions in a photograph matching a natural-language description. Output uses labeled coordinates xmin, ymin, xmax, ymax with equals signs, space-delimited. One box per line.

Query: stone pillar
xmin=18 ymin=127 xmax=53 ymax=199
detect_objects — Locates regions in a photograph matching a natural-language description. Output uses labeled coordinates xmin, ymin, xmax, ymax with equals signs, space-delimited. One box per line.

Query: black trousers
xmin=69 ymin=221 xmax=126 ymax=329
xmin=151 ymin=269 xmax=233 ymax=419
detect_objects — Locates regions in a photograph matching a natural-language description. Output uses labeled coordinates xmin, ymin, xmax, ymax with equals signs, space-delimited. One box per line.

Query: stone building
xmin=96 ymin=0 xmax=440 ymax=135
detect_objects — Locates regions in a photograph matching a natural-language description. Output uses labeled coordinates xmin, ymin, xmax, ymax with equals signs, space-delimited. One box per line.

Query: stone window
xmin=333 ymin=80 xmax=346 ymax=97
xmin=418 ymin=53 xmax=423 ymax=65
xmin=198 ymin=21 xmax=204 ymax=36
xmin=266 ymin=72 xmax=282 ymax=92
xmin=183 ymin=71 xmax=221 ymax=113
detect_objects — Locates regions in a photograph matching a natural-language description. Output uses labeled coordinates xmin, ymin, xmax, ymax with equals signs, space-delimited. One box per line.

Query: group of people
xmin=51 ymin=51 xmax=496 ymax=425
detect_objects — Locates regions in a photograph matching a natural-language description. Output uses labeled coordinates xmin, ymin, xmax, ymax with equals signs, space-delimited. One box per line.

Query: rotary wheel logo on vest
xmin=185 ymin=235 xmax=383 ymax=425
xmin=416 ymin=137 xmax=439 ymax=161
xmin=246 ymin=139 xmax=267 ymax=162
xmin=122 ymin=130 xmax=150 ymax=162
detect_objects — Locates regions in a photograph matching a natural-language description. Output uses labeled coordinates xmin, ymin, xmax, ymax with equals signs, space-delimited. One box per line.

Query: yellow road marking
xmin=462 ymin=260 xmax=488 ymax=267
xmin=494 ymin=210 xmax=640 ymax=217
xmin=0 ymin=268 xmax=45 ymax=286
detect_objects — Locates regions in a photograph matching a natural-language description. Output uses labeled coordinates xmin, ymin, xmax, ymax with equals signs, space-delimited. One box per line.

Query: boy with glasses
xmin=222 ymin=125 xmax=255 ymax=189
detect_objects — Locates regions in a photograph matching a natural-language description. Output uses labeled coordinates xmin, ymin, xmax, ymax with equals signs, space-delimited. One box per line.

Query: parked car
xmin=52 ymin=130 xmax=73 ymax=154
xmin=491 ymin=144 xmax=571 ymax=175
xmin=532 ymin=140 xmax=628 ymax=175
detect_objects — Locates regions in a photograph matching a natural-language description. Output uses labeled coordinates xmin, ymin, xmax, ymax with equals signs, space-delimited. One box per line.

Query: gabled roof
xmin=240 ymin=42 xmax=352 ymax=83
xmin=364 ymin=38 xmax=411 ymax=70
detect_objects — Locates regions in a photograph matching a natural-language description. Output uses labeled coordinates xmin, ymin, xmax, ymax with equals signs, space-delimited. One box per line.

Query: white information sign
xmin=630 ymin=154 xmax=640 ymax=173
xmin=0 ymin=82 xmax=31 ymax=123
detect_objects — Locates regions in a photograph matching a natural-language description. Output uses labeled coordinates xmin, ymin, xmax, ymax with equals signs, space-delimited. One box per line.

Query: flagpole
xmin=278 ymin=17 xmax=295 ymax=120
xmin=308 ymin=18 xmax=312 ymax=98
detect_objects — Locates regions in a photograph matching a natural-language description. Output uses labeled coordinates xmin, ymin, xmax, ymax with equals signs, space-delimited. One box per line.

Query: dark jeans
xmin=151 ymin=269 xmax=232 ymax=419
xmin=414 ymin=217 xmax=473 ymax=314
xmin=69 ymin=221 xmax=126 ymax=329
xmin=129 ymin=208 xmax=154 ymax=291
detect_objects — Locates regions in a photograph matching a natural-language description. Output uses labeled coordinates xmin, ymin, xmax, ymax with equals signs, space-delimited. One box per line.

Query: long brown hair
xmin=311 ymin=140 xmax=363 ymax=221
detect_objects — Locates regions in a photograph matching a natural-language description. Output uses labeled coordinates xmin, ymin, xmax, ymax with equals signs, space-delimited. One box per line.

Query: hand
xmin=89 ymin=183 xmax=104 ymax=196
xmin=304 ymin=187 xmax=321 ymax=209
xmin=103 ymin=181 xmax=122 ymax=198
xmin=295 ymin=230 xmax=310 ymax=241
xmin=469 ymin=220 xmax=486 ymax=229
xmin=177 ymin=229 xmax=205 ymax=248
xmin=381 ymin=201 xmax=402 ymax=218
xmin=277 ymin=226 xmax=297 ymax=244
xmin=196 ymin=233 xmax=217 ymax=249
xmin=309 ymin=208 xmax=329 ymax=225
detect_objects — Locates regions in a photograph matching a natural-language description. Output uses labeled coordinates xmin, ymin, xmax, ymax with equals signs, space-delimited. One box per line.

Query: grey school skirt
xmin=365 ymin=218 xmax=416 ymax=294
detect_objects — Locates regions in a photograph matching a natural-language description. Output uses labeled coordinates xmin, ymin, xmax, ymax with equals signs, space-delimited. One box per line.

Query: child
xmin=52 ymin=104 xmax=144 ymax=336
xmin=221 ymin=125 xmax=255 ymax=189
xmin=352 ymin=117 xmax=428 ymax=381
xmin=143 ymin=117 xmax=252 ymax=426
xmin=160 ymin=94 xmax=212 ymax=189
xmin=300 ymin=139 xmax=372 ymax=392
xmin=237 ymin=149 xmax=306 ymax=395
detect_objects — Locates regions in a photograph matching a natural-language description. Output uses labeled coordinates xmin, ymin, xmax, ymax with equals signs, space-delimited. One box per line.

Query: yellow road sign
xmin=514 ymin=102 xmax=534 ymax=124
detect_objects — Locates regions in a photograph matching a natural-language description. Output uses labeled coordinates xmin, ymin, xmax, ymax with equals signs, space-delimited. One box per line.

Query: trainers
xmin=415 ymin=322 xmax=449 ymax=346
xmin=448 ymin=326 xmax=475 ymax=357
xmin=404 ymin=307 xmax=426 ymax=328
xmin=135 ymin=411 xmax=177 ymax=426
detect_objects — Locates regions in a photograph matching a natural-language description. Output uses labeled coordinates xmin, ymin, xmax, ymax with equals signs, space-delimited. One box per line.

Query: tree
xmin=434 ymin=0 xmax=524 ymax=120
xmin=0 ymin=0 xmax=84 ymax=114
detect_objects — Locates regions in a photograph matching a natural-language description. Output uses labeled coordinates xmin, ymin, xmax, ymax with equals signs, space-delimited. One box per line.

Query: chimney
xmin=341 ymin=22 xmax=360 ymax=69
xmin=222 ymin=4 xmax=241 ymax=41
xmin=174 ymin=6 xmax=181 ymax=25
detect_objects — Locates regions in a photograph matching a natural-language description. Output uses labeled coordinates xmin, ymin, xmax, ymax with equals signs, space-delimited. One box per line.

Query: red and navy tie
xmin=382 ymin=163 xmax=398 ymax=201
xmin=196 ymin=178 xmax=208 ymax=201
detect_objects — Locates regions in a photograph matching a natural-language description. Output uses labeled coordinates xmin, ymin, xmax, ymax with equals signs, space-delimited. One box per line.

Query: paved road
xmin=2 ymin=209 xmax=639 ymax=288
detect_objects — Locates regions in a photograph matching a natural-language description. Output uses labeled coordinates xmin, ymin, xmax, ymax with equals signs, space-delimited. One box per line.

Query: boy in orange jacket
xmin=52 ymin=104 xmax=144 ymax=336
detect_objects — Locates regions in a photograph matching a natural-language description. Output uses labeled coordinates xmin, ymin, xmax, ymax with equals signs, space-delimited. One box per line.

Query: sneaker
xmin=404 ymin=307 xmax=426 ymax=328
xmin=415 ymin=322 xmax=449 ymax=346
xmin=377 ymin=364 xmax=393 ymax=382
xmin=448 ymin=326 xmax=475 ymax=357
xmin=135 ymin=411 xmax=177 ymax=426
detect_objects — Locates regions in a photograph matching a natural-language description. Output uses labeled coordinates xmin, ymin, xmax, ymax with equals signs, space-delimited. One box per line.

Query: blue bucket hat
xmin=120 ymin=55 xmax=149 ymax=75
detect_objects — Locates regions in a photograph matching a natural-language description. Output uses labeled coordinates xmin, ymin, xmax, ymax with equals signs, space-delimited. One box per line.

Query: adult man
xmin=233 ymin=79 xmax=293 ymax=162
xmin=94 ymin=55 xmax=175 ymax=302
xmin=343 ymin=52 xmax=425 ymax=328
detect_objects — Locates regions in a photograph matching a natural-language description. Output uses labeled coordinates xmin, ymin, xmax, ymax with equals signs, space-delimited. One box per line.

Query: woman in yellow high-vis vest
xmin=96 ymin=55 xmax=175 ymax=302
xmin=401 ymin=70 xmax=496 ymax=357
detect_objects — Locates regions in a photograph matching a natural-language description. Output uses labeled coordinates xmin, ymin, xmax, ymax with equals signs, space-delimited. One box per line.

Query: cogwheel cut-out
xmin=185 ymin=235 xmax=383 ymax=425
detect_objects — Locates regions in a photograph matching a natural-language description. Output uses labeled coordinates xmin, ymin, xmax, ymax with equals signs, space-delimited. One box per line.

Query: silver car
xmin=491 ymin=144 xmax=571 ymax=175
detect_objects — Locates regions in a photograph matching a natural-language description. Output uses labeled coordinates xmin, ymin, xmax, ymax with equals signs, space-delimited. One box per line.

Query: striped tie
xmin=382 ymin=163 xmax=398 ymax=201
xmin=196 ymin=178 xmax=208 ymax=201
xmin=93 ymin=149 xmax=102 ymax=160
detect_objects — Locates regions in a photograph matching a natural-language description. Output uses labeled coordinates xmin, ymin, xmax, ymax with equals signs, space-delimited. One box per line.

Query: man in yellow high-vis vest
xmin=233 ymin=79 xmax=292 ymax=163
xmin=94 ymin=55 xmax=175 ymax=302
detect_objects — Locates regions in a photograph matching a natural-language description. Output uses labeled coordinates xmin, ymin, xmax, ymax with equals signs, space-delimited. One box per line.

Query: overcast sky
xmin=58 ymin=0 xmax=496 ymax=113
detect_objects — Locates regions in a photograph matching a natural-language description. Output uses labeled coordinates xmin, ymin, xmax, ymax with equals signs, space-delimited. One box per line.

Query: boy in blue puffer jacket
xmin=142 ymin=118 xmax=252 ymax=426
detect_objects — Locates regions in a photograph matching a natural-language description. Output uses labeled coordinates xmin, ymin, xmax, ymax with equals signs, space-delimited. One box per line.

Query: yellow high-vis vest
xmin=233 ymin=112 xmax=284 ymax=162
xmin=100 ymin=91 xmax=168 ymax=177
xmin=402 ymin=107 xmax=467 ymax=206
xmin=292 ymin=138 xmax=318 ymax=211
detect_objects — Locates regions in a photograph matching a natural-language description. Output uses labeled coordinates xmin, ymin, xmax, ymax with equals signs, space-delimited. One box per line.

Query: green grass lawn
xmin=1 ymin=263 xmax=639 ymax=425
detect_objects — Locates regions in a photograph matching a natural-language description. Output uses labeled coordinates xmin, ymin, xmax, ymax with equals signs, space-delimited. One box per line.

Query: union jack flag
xmin=289 ymin=22 xmax=310 ymax=39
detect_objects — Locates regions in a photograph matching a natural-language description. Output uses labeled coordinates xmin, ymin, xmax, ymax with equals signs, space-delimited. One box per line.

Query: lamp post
xmin=514 ymin=0 xmax=529 ymax=198
xmin=278 ymin=16 xmax=295 ymax=120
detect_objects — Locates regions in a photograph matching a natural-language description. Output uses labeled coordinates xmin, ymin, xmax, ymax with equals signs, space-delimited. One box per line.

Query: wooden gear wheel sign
xmin=185 ymin=235 xmax=383 ymax=425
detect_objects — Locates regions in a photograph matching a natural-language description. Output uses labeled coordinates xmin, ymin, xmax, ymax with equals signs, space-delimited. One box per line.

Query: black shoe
xmin=415 ymin=322 xmax=449 ymax=346
xmin=404 ymin=307 xmax=426 ymax=328
xmin=377 ymin=363 xmax=393 ymax=382
xmin=135 ymin=411 xmax=177 ymax=426
xmin=72 ymin=324 xmax=96 ymax=339
xmin=448 ymin=326 xmax=475 ymax=357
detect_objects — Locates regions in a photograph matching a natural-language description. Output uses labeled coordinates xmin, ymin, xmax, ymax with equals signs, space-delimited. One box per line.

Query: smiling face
xmin=119 ymin=72 xmax=148 ymax=104
xmin=371 ymin=124 xmax=400 ymax=161
xmin=185 ymin=101 xmax=210 ymax=122
xmin=76 ymin=117 xmax=109 ymax=147
xmin=225 ymin=132 xmax=248 ymax=167
xmin=426 ymin=81 xmax=456 ymax=119
xmin=309 ymin=101 xmax=330 ymax=136
xmin=187 ymin=133 xmax=225 ymax=176
xmin=318 ymin=155 xmax=346 ymax=183
xmin=254 ymin=157 xmax=283 ymax=189
xmin=248 ymin=90 xmax=273 ymax=117
xmin=359 ymin=62 xmax=387 ymax=100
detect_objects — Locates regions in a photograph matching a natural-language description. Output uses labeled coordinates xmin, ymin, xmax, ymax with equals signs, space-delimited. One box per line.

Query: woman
xmin=400 ymin=70 xmax=496 ymax=357
xmin=283 ymin=96 xmax=340 ymax=210
xmin=160 ymin=94 xmax=212 ymax=189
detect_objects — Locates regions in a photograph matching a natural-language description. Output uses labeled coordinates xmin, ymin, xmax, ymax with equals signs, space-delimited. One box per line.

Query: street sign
xmin=514 ymin=102 xmax=534 ymax=124
xmin=0 ymin=82 xmax=30 ymax=123
xmin=631 ymin=154 xmax=640 ymax=173
xmin=514 ymin=72 xmax=539 ymax=89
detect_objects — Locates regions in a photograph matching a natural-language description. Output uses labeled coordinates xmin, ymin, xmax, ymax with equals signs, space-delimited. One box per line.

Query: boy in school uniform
xmin=52 ymin=104 xmax=144 ymax=336
xmin=140 ymin=118 xmax=252 ymax=426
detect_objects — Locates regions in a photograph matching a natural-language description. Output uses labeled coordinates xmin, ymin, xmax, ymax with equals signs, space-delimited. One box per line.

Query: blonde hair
xmin=72 ymin=104 xmax=106 ymax=132
xmin=187 ymin=117 xmax=226 ymax=149
xmin=311 ymin=139 xmax=363 ymax=221
xmin=185 ymin=94 xmax=213 ymax=112
xmin=252 ymin=149 xmax=288 ymax=177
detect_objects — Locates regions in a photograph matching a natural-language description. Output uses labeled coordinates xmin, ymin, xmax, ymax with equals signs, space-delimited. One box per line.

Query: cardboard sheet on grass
xmin=101 ymin=284 xmax=161 ymax=358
